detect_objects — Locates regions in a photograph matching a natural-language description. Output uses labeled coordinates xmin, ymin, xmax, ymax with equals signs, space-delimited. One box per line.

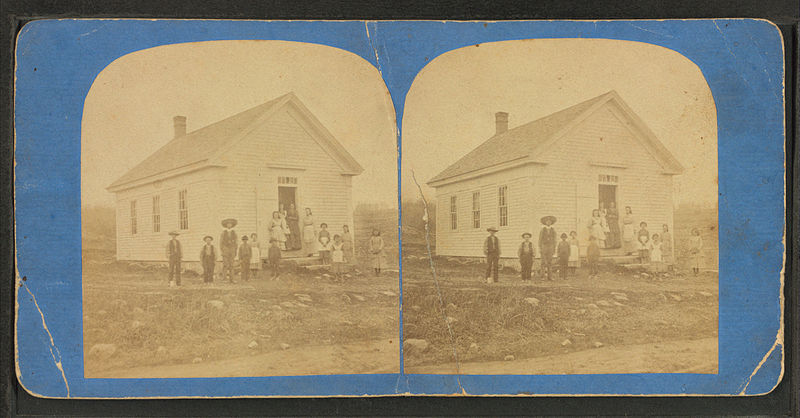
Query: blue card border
xmin=14 ymin=19 xmax=785 ymax=397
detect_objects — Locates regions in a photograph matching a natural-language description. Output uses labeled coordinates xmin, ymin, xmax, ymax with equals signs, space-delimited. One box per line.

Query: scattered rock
xmin=258 ymin=299 xmax=269 ymax=303
xmin=192 ymin=357 xmax=203 ymax=364
xmin=561 ymin=339 xmax=572 ymax=346
xmin=469 ymin=343 xmax=479 ymax=351
xmin=596 ymin=300 xmax=612 ymax=307
xmin=574 ymin=296 xmax=585 ymax=301
xmin=352 ymin=294 xmax=366 ymax=302
xmin=578 ymin=309 xmax=587 ymax=314
xmin=130 ymin=320 xmax=143 ymax=330
xmin=446 ymin=316 xmax=458 ymax=325
xmin=380 ymin=290 xmax=397 ymax=297
xmin=655 ymin=319 xmax=668 ymax=326
xmin=294 ymin=294 xmax=313 ymax=303
xmin=339 ymin=320 xmax=354 ymax=326
xmin=404 ymin=338 xmax=429 ymax=353
xmin=295 ymin=303 xmax=309 ymax=308
xmin=88 ymin=343 xmax=116 ymax=358
xmin=612 ymin=293 xmax=628 ymax=301
xmin=322 ymin=273 xmax=331 ymax=278
xmin=504 ymin=355 xmax=515 ymax=361
xmin=669 ymin=294 xmax=682 ymax=302
xmin=341 ymin=294 xmax=352 ymax=304
xmin=613 ymin=301 xmax=625 ymax=307
xmin=280 ymin=301 xmax=296 ymax=308
xmin=593 ymin=341 xmax=604 ymax=348
xmin=97 ymin=310 xmax=108 ymax=316
xmin=270 ymin=305 xmax=282 ymax=311
xmin=446 ymin=303 xmax=457 ymax=310
xmin=280 ymin=343 xmax=291 ymax=350
xmin=411 ymin=305 xmax=422 ymax=311
xmin=586 ymin=303 xmax=598 ymax=309
xmin=248 ymin=340 xmax=259 ymax=349
xmin=156 ymin=346 xmax=168 ymax=355
xmin=524 ymin=297 xmax=540 ymax=306
xmin=698 ymin=291 xmax=713 ymax=297
xmin=207 ymin=300 xmax=224 ymax=309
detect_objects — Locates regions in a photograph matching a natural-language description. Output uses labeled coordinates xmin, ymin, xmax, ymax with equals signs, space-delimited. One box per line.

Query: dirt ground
xmin=402 ymin=246 xmax=718 ymax=375
xmin=82 ymin=249 xmax=400 ymax=378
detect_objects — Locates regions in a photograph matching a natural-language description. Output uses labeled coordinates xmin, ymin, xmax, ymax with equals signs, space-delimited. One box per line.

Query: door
xmin=278 ymin=186 xmax=297 ymax=213
xmin=598 ymin=184 xmax=617 ymax=210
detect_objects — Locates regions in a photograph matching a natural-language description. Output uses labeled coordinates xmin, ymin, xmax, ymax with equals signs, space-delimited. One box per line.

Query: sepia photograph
xmin=81 ymin=40 xmax=399 ymax=378
xmin=401 ymin=39 xmax=719 ymax=375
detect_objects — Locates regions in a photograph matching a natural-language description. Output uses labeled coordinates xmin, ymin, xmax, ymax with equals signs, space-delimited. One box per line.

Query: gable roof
xmin=107 ymin=92 xmax=363 ymax=192
xmin=428 ymin=90 xmax=684 ymax=186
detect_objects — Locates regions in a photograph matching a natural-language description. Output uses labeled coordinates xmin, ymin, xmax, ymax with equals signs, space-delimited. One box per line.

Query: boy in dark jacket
xmin=557 ymin=233 xmax=571 ymax=279
xmin=199 ymin=235 xmax=216 ymax=284
xmin=268 ymin=238 xmax=282 ymax=279
xmin=238 ymin=235 xmax=252 ymax=282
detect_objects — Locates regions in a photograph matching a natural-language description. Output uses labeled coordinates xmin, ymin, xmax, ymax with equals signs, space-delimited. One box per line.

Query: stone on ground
xmin=669 ymin=294 xmax=682 ymax=301
xmin=248 ymin=340 xmax=259 ymax=349
xmin=280 ymin=301 xmax=296 ymax=308
xmin=698 ymin=291 xmax=713 ymax=297
xmin=593 ymin=341 xmax=604 ymax=348
xmin=130 ymin=320 xmax=143 ymax=330
xmin=294 ymin=294 xmax=313 ymax=303
xmin=446 ymin=316 xmax=457 ymax=325
xmin=156 ymin=346 xmax=168 ymax=355
xmin=207 ymin=300 xmax=224 ymax=309
xmin=469 ymin=343 xmax=479 ymax=351
xmin=352 ymin=294 xmax=366 ymax=302
xmin=586 ymin=303 xmax=598 ymax=309
xmin=88 ymin=343 xmax=117 ymax=358
xmin=404 ymin=338 xmax=429 ymax=353
xmin=504 ymin=355 xmax=515 ymax=361
xmin=380 ymin=290 xmax=397 ymax=297
xmin=524 ymin=297 xmax=540 ymax=306
xmin=280 ymin=343 xmax=291 ymax=350
xmin=561 ymin=339 xmax=572 ymax=346
xmin=192 ymin=357 xmax=203 ymax=364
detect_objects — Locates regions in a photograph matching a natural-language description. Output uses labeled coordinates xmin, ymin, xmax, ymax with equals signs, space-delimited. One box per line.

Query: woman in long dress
xmin=689 ymin=228 xmax=703 ymax=275
xmin=342 ymin=224 xmax=354 ymax=264
xmin=286 ymin=204 xmax=302 ymax=250
xmin=589 ymin=209 xmax=606 ymax=248
xmin=622 ymin=206 xmax=635 ymax=254
xmin=661 ymin=223 xmax=673 ymax=269
xmin=268 ymin=211 xmax=288 ymax=250
xmin=302 ymin=207 xmax=317 ymax=257
xmin=249 ymin=233 xmax=262 ymax=279
xmin=606 ymin=202 xmax=621 ymax=248
xmin=368 ymin=228 xmax=385 ymax=276
xmin=649 ymin=233 xmax=663 ymax=272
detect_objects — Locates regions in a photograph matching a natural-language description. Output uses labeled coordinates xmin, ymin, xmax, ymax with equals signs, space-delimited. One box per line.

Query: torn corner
xmin=20 ymin=283 xmax=71 ymax=397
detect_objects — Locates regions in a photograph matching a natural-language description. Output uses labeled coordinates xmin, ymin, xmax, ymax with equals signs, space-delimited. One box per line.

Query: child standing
xmin=369 ymin=228 xmax=385 ymax=276
xmin=689 ymin=228 xmax=703 ymax=275
xmin=557 ymin=233 xmax=571 ymax=280
xmin=249 ymin=233 xmax=262 ymax=280
xmin=238 ymin=235 xmax=252 ymax=282
xmin=199 ymin=235 xmax=216 ymax=284
xmin=517 ymin=232 xmax=535 ymax=281
xmin=568 ymin=231 xmax=580 ymax=277
xmin=331 ymin=234 xmax=345 ymax=281
xmin=318 ymin=235 xmax=332 ymax=266
xmin=650 ymin=233 xmax=664 ymax=273
xmin=637 ymin=222 xmax=650 ymax=264
xmin=586 ymin=236 xmax=600 ymax=278
xmin=268 ymin=238 xmax=282 ymax=280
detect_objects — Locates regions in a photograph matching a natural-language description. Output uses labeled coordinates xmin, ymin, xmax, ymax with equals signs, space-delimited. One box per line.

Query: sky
xmin=81 ymin=40 xmax=398 ymax=209
xmin=401 ymin=38 xmax=718 ymax=207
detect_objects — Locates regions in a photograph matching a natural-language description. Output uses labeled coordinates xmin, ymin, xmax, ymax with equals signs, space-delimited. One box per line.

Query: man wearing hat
xmin=483 ymin=227 xmax=501 ymax=283
xmin=220 ymin=219 xmax=238 ymax=283
xmin=518 ymin=232 xmax=535 ymax=281
xmin=199 ymin=235 xmax=217 ymax=284
xmin=165 ymin=231 xmax=182 ymax=286
xmin=539 ymin=216 xmax=557 ymax=280
xmin=238 ymin=235 xmax=252 ymax=282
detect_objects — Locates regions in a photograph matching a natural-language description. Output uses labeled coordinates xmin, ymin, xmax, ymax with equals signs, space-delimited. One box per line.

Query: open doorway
xmin=278 ymin=186 xmax=296 ymax=210
xmin=598 ymin=184 xmax=620 ymax=249
xmin=598 ymin=184 xmax=616 ymax=209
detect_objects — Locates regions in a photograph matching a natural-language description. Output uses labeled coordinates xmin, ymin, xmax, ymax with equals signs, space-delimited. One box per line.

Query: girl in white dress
xmin=589 ymin=209 xmax=606 ymax=248
xmin=567 ymin=230 xmax=580 ymax=276
xmin=331 ymin=234 xmax=345 ymax=280
xmin=689 ymin=228 xmax=704 ymax=275
xmin=302 ymin=208 xmax=316 ymax=256
xmin=269 ymin=211 xmax=288 ymax=250
xmin=249 ymin=233 xmax=262 ymax=279
xmin=649 ymin=233 xmax=663 ymax=272
xmin=622 ymin=206 xmax=635 ymax=254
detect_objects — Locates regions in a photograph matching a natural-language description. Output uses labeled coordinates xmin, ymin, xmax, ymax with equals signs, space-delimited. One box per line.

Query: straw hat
xmin=521 ymin=232 xmax=532 ymax=238
xmin=540 ymin=215 xmax=557 ymax=225
xmin=486 ymin=226 xmax=499 ymax=232
xmin=221 ymin=218 xmax=237 ymax=228
xmin=168 ymin=230 xmax=180 ymax=236
xmin=203 ymin=235 xmax=213 ymax=242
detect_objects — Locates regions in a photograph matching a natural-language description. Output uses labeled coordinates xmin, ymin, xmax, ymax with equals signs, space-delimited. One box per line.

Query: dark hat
xmin=269 ymin=238 xmax=277 ymax=243
xmin=521 ymin=232 xmax=532 ymax=238
xmin=487 ymin=226 xmax=499 ymax=232
xmin=203 ymin=235 xmax=213 ymax=241
xmin=168 ymin=230 xmax=180 ymax=236
xmin=241 ymin=235 xmax=249 ymax=241
xmin=222 ymin=218 xmax=237 ymax=228
xmin=540 ymin=215 xmax=557 ymax=225
xmin=560 ymin=233 xmax=568 ymax=239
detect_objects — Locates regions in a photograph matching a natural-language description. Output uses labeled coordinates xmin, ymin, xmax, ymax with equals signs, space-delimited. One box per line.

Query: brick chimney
xmin=495 ymin=112 xmax=508 ymax=135
xmin=173 ymin=116 xmax=187 ymax=139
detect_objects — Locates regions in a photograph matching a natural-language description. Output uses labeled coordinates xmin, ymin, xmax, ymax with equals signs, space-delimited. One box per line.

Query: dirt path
xmin=405 ymin=337 xmax=717 ymax=375
xmin=90 ymin=338 xmax=399 ymax=378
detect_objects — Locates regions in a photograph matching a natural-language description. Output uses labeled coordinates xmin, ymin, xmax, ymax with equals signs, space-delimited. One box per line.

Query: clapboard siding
xmin=115 ymin=167 xmax=221 ymax=261
xmin=435 ymin=165 xmax=533 ymax=257
xmin=433 ymin=101 xmax=677 ymax=258
xmin=218 ymin=107 xmax=353 ymax=243
xmin=535 ymin=105 xmax=674 ymax=252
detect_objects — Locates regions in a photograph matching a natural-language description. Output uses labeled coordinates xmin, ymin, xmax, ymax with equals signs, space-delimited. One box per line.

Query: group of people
xmin=481 ymin=207 xmax=706 ymax=283
xmin=164 ymin=208 xmax=388 ymax=286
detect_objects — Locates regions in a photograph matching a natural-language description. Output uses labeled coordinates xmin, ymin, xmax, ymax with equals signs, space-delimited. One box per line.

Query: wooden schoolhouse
xmin=107 ymin=92 xmax=363 ymax=263
xmin=428 ymin=90 xmax=684 ymax=260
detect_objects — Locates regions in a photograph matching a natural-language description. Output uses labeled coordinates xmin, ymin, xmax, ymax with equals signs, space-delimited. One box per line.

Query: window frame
xmin=130 ymin=200 xmax=137 ymax=235
xmin=152 ymin=195 xmax=161 ymax=233
xmin=449 ymin=195 xmax=458 ymax=230
xmin=498 ymin=185 xmax=508 ymax=227
xmin=472 ymin=191 xmax=481 ymax=229
xmin=178 ymin=189 xmax=189 ymax=230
